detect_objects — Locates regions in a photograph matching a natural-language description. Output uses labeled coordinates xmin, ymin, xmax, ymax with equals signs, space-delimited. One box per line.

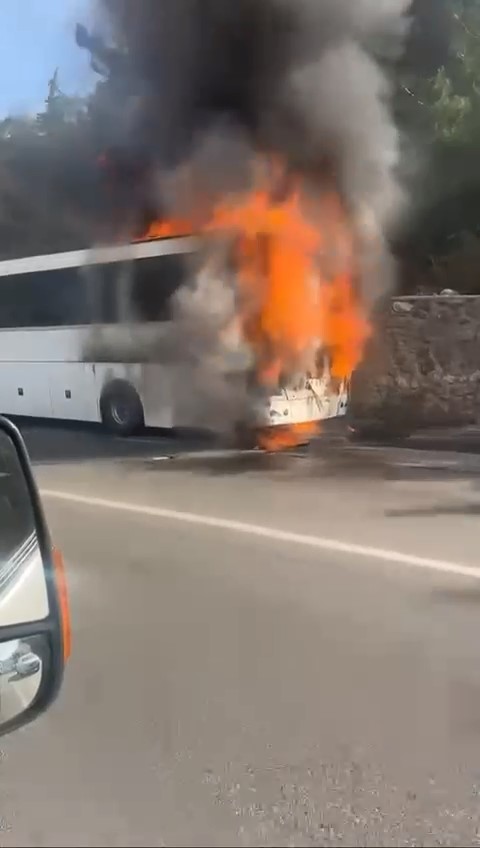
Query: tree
xmin=0 ymin=68 xmax=111 ymax=260
xmin=319 ymin=0 xmax=480 ymax=291
xmin=395 ymin=0 xmax=480 ymax=292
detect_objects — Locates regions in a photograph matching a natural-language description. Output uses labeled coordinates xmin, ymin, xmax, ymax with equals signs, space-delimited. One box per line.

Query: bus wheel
xmin=100 ymin=380 xmax=144 ymax=436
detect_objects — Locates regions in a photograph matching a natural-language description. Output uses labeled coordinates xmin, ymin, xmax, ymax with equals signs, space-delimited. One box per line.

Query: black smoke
xmin=78 ymin=1 xmax=453 ymax=238
xmin=77 ymin=0 xmax=451 ymax=432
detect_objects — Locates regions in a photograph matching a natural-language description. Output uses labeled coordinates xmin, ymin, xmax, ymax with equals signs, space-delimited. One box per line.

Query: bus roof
xmin=0 ymin=235 xmax=200 ymax=278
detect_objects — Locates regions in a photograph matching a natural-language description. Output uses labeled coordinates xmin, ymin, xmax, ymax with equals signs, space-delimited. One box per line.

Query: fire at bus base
xmin=78 ymin=0 xmax=413 ymax=450
xmin=137 ymin=160 xmax=369 ymax=451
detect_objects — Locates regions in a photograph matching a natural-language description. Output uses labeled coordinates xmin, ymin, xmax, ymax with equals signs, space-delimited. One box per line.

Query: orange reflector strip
xmin=52 ymin=547 xmax=71 ymax=661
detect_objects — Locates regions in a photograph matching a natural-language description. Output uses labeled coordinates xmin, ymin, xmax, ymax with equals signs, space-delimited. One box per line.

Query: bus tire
xmin=100 ymin=380 xmax=144 ymax=436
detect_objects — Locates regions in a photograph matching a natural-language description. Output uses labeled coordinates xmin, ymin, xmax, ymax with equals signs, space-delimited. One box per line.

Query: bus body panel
xmin=0 ymin=238 xmax=350 ymax=433
xmin=48 ymin=363 xmax=100 ymax=422
xmin=0 ymin=325 xmax=348 ymax=430
xmin=265 ymin=379 xmax=348 ymax=428
xmin=0 ymin=327 xmax=86 ymax=363
xmin=0 ymin=361 xmax=100 ymax=423
xmin=91 ymin=362 xmax=175 ymax=430
xmin=0 ymin=328 xmax=175 ymax=427
xmin=0 ymin=329 xmax=98 ymax=422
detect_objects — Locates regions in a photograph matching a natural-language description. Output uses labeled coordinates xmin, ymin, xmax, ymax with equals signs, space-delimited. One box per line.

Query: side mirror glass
xmin=0 ymin=417 xmax=68 ymax=736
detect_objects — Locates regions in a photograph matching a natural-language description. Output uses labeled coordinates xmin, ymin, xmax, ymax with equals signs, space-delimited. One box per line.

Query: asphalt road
xmin=2 ymin=424 xmax=480 ymax=845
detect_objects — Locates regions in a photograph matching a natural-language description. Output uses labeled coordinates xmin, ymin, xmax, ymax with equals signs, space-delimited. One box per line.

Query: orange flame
xmin=141 ymin=218 xmax=193 ymax=239
xmin=138 ymin=158 xmax=370 ymax=450
xmin=257 ymin=421 xmax=319 ymax=452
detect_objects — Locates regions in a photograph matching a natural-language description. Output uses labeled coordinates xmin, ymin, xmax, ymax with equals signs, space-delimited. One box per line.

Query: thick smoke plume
xmin=98 ymin=0 xmax=411 ymax=245
xmin=84 ymin=0 xmax=416 ymax=435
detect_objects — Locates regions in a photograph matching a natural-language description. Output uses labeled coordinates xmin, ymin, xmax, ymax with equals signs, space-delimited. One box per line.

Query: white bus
xmin=0 ymin=236 xmax=348 ymax=437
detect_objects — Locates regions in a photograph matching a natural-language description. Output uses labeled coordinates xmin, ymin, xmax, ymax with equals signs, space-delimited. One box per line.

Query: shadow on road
xmin=134 ymin=437 xmax=480 ymax=486
xmin=11 ymin=418 xmax=480 ymax=516
xmin=8 ymin=418 xmax=188 ymax=465
xmin=386 ymin=500 xmax=480 ymax=519
xmin=429 ymin=586 xmax=480 ymax=606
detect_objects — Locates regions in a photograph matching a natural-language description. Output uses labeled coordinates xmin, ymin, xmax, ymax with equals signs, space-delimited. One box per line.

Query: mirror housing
xmin=0 ymin=415 xmax=69 ymax=737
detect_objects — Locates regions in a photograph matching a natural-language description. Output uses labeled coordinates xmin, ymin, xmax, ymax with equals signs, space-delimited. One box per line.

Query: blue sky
xmin=0 ymin=0 xmax=98 ymax=116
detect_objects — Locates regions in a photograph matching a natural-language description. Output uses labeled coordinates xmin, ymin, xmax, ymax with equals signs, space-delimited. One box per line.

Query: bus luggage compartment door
xmin=48 ymin=363 xmax=100 ymax=423
xmin=1 ymin=364 xmax=53 ymax=418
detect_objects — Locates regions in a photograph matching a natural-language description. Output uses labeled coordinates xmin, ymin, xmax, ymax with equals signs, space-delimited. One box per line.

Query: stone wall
xmin=350 ymin=295 xmax=480 ymax=432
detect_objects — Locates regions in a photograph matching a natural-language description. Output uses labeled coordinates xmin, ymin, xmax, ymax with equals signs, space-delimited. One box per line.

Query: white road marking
xmin=40 ymin=488 xmax=480 ymax=582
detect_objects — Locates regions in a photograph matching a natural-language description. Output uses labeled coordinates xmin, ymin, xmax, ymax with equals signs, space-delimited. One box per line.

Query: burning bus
xmin=88 ymin=145 xmax=368 ymax=448
xmin=0 ymin=0 xmax=409 ymax=445
xmin=0 ymin=227 xmax=352 ymax=447
xmin=70 ymin=0 xmax=410 ymax=446
xmin=0 ymin=2 xmax=441 ymax=447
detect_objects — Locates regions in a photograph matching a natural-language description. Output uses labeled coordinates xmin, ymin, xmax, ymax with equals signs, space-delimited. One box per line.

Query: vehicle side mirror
xmin=0 ymin=416 xmax=69 ymax=737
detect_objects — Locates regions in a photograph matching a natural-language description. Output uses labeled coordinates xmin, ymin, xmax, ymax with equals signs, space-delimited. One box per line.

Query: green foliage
xmin=0 ymin=70 xmax=105 ymax=260
xmin=426 ymin=1 xmax=480 ymax=145
xmin=397 ymin=0 xmax=480 ymax=291
xmin=428 ymin=66 xmax=472 ymax=143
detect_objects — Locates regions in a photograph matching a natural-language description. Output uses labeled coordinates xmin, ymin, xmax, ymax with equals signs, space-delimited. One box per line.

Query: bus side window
xmin=0 ymin=268 xmax=90 ymax=328
xmin=0 ymin=275 xmax=20 ymax=328
xmin=83 ymin=263 xmax=114 ymax=325
xmin=99 ymin=261 xmax=133 ymax=324
xmin=131 ymin=254 xmax=189 ymax=322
